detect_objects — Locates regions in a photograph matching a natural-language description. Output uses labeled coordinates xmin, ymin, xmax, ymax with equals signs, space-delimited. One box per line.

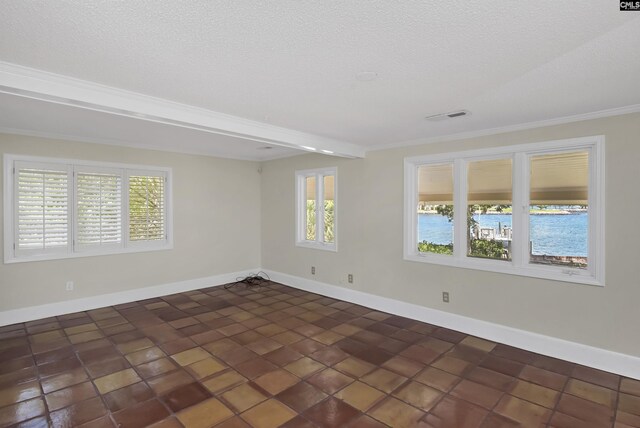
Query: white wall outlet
xmin=442 ymin=291 xmax=450 ymax=303
xmin=66 ymin=281 xmax=74 ymax=291
xmin=348 ymin=274 xmax=353 ymax=284
xmin=311 ymin=266 xmax=316 ymax=275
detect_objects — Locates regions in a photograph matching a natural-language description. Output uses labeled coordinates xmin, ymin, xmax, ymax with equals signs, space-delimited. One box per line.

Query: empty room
xmin=1 ymin=2 xmax=639 ymax=427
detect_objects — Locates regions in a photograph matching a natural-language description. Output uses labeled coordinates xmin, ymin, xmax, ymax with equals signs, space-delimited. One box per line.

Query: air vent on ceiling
xmin=425 ymin=110 xmax=471 ymax=122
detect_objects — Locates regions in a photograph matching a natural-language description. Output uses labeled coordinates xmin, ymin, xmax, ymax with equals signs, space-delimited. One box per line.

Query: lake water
xmin=418 ymin=213 xmax=588 ymax=256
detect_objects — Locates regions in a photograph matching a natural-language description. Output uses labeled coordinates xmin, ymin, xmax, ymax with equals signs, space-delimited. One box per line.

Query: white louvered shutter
xmin=76 ymin=170 xmax=123 ymax=249
xmin=15 ymin=162 xmax=71 ymax=256
xmin=128 ymin=174 xmax=166 ymax=242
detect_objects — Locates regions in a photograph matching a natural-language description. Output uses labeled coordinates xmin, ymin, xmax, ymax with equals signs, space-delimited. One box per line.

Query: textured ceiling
xmin=0 ymin=1 xmax=639 ymax=159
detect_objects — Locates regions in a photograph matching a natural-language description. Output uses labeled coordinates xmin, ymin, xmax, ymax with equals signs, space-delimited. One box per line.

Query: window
xmin=296 ymin=167 xmax=337 ymax=251
xmin=4 ymin=155 xmax=172 ymax=263
xmin=404 ymin=136 xmax=604 ymax=285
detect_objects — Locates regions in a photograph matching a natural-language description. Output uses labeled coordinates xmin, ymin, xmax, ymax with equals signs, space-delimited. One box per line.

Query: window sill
xmin=296 ymin=241 xmax=338 ymax=252
xmin=4 ymin=242 xmax=173 ymax=264
xmin=404 ymin=252 xmax=603 ymax=287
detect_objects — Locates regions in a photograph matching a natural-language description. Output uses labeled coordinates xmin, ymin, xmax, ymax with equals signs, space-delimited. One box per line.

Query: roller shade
xmin=530 ymin=151 xmax=588 ymax=204
xmin=418 ymin=163 xmax=453 ymax=204
xmin=305 ymin=174 xmax=334 ymax=200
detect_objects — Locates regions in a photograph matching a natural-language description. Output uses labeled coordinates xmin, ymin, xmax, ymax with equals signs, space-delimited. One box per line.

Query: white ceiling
xmin=0 ymin=1 xmax=639 ymax=160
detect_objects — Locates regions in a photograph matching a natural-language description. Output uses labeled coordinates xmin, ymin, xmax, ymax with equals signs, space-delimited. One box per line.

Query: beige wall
xmin=261 ymin=112 xmax=640 ymax=357
xmin=0 ymin=133 xmax=262 ymax=310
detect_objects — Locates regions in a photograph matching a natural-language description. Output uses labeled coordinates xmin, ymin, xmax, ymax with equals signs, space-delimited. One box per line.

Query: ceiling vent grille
xmin=425 ymin=110 xmax=470 ymax=122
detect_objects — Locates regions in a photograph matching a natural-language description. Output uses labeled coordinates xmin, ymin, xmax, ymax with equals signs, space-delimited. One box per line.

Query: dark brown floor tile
xmin=0 ymin=397 xmax=45 ymax=427
xmin=382 ymin=355 xmax=424 ymax=377
xmin=422 ymin=395 xmax=487 ymax=428
xmin=161 ymin=381 xmax=211 ymax=412
xmin=85 ymin=357 xmax=131 ymax=379
xmin=136 ymin=357 xmax=177 ymax=379
xmin=235 ymin=357 xmax=278 ymax=379
xmin=277 ymin=381 xmax=328 ymax=413
xmin=34 ymin=346 xmax=74 ymax=366
xmin=491 ymin=344 xmax=537 ymax=364
xmin=310 ymin=346 xmax=348 ymax=367
xmin=0 ymin=283 xmax=633 ymax=428
xmin=354 ymin=347 xmax=394 ymax=366
xmin=38 ymin=356 xmax=83 ymax=378
xmin=415 ymin=366 xmax=461 ymax=392
xmin=49 ymin=396 xmax=107 ymax=427
xmin=279 ymin=415 xmax=316 ymax=428
xmin=112 ymin=399 xmax=170 ymax=428
xmin=565 ymin=378 xmax=616 ymax=407
xmin=392 ymin=380 xmax=441 ymax=411
xmin=348 ymin=415 xmax=389 ymax=428
xmin=291 ymin=338 xmax=326 ymax=356
xmin=480 ymin=413 xmax=520 ymax=428
xmin=450 ymin=379 xmax=504 ymax=409
xmin=572 ymin=365 xmax=620 ymax=390
xmin=466 ymin=366 xmax=515 ymax=391
xmin=158 ymin=337 xmax=196 ymax=355
xmin=41 ymin=367 xmax=89 ymax=393
xmin=14 ymin=415 xmax=51 ymax=428
xmin=264 ymin=346 xmax=303 ymax=366
xmin=307 ymin=368 xmax=355 ymax=394
xmin=303 ymin=396 xmax=360 ymax=428
xmin=147 ymin=370 xmax=194 ymax=396
xmin=0 ymin=379 xmax=41 ymax=408
xmin=480 ymin=355 xmax=524 ymax=377
xmin=0 ymin=356 xmax=34 ymax=376
xmin=45 ymin=381 xmax=97 ymax=411
xmin=103 ymin=381 xmax=154 ymax=412
xmin=548 ymin=410 xmax=611 ymax=428
xmin=493 ymin=395 xmax=552 ymax=426
xmin=532 ymin=355 xmax=575 ymax=376
xmin=621 ymin=378 xmax=640 ymax=397
xmin=556 ymin=392 xmax=615 ymax=426
xmin=519 ymin=364 xmax=568 ymax=391
xmin=0 ymin=366 xmax=38 ymax=389
xmin=619 ymin=393 xmax=640 ymax=417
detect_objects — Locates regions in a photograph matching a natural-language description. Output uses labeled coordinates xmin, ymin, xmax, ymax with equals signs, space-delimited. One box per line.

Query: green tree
xmin=419 ymin=203 xmax=509 ymax=259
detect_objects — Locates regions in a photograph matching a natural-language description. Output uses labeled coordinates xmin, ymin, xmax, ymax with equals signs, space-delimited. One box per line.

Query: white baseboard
xmin=0 ymin=268 xmax=260 ymax=326
xmin=265 ymin=269 xmax=640 ymax=380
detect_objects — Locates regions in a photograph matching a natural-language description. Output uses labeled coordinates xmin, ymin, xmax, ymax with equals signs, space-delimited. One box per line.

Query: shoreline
xmin=417 ymin=210 xmax=586 ymax=215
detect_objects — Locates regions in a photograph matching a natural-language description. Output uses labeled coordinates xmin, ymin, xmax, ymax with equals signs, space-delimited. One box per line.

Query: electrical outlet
xmin=442 ymin=291 xmax=449 ymax=303
xmin=311 ymin=266 xmax=316 ymax=275
xmin=348 ymin=274 xmax=353 ymax=284
xmin=66 ymin=281 xmax=74 ymax=291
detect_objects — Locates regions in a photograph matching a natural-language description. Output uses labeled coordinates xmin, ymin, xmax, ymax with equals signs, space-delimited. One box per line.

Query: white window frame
xmin=295 ymin=167 xmax=337 ymax=251
xmin=4 ymin=154 xmax=173 ymax=263
xmin=404 ymin=136 xmax=605 ymax=286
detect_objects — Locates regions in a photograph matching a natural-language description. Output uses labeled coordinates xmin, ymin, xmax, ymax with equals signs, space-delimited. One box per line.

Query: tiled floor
xmin=0 ymin=282 xmax=638 ymax=428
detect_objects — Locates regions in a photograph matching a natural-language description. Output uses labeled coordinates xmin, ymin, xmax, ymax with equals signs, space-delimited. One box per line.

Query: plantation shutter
xmin=128 ymin=173 xmax=166 ymax=242
xmin=76 ymin=169 xmax=123 ymax=248
xmin=15 ymin=162 xmax=71 ymax=255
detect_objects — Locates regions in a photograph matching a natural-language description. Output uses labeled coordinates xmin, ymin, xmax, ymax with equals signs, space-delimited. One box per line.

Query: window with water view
xmin=406 ymin=136 xmax=603 ymax=285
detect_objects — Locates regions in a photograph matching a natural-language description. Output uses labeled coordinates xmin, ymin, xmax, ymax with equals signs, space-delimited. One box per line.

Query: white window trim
xmin=404 ymin=136 xmax=605 ymax=286
xmin=4 ymin=154 xmax=173 ymax=264
xmin=295 ymin=167 xmax=337 ymax=252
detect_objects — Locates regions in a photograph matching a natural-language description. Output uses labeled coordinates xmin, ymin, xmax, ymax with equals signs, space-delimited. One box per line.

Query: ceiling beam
xmin=0 ymin=61 xmax=366 ymax=159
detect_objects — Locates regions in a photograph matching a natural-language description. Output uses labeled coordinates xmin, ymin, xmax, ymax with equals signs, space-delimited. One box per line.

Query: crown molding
xmin=368 ymin=104 xmax=640 ymax=152
xmin=0 ymin=61 xmax=366 ymax=158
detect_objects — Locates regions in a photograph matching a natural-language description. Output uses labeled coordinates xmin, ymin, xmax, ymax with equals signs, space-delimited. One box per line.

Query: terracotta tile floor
xmin=0 ymin=281 xmax=638 ymax=427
